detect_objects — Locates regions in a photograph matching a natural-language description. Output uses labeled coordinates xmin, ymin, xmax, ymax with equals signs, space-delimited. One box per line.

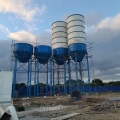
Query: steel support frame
xmin=12 ymin=58 xmax=32 ymax=98
xmin=27 ymin=58 xmax=32 ymax=97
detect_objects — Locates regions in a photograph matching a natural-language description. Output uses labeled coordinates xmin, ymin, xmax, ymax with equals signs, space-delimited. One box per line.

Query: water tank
xmin=14 ymin=43 xmax=33 ymax=63
xmin=67 ymin=14 xmax=87 ymax=62
xmin=34 ymin=45 xmax=52 ymax=64
xmin=52 ymin=21 xmax=68 ymax=65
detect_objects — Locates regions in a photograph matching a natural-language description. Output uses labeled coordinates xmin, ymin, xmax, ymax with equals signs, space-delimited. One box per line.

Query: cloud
xmin=8 ymin=30 xmax=36 ymax=43
xmin=0 ymin=0 xmax=47 ymax=22
xmin=0 ymin=24 xmax=10 ymax=34
xmin=37 ymin=32 xmax=52 ymax=46
xmin=7 ymin=30 xmax=52 ymax=46
xmin=87 ymin=13 xmax=120 ymax=43
xmin=0 ymin=40 xmax=11 ymax=70
xmin=85 ymin=12 xmax=104 ymax=26
xmin=86 ymin=13 xmax=120 ymax=81
xmin=97 ymin=14 xmax=120 ymax=30
xmin=45 ymin=29 xmax=52 ymax=33
xmin=24 ymin=23 xmax=39 ymax=32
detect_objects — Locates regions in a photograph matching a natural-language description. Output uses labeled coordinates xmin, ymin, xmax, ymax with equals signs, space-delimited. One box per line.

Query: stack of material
xmin=90 ymin=97 xmax=120 ymax=112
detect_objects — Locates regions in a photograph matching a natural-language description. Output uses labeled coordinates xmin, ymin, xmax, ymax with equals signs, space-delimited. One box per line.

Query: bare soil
xmin=14 ymin=92 xmax=120 ymax=120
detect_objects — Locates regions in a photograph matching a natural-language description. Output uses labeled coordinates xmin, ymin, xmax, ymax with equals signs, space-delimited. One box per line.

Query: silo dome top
xmin=52 ymin=21 xmax=67 ymax=29
xmin=67 ymin=14 xmax=85 ymax=23
xmin=52 ymin=21 xmax=67 ymax=25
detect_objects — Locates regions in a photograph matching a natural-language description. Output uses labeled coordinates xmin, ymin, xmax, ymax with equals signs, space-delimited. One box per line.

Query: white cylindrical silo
xmin=52 ymin=21 xmax=68 ymax=49
xmin=67 ymin=14 xmax=87 ymax=62
xmin=52 ymin=21 xmax=68 ymax=65
xmin=67 ymin=14 xmax=86 ymax=46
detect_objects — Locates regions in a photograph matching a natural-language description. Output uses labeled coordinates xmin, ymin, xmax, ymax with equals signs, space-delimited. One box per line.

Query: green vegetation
xmin=91 ymin=79 xmax=104 ymax=86
xmin=15 ymin=79 xmax=120 ymax=90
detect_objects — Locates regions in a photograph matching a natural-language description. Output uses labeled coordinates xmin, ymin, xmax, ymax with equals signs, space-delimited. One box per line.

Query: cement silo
xmin=13 ymin=43 xmax=33 ymax=98
xmin=67 ymin=14 xmax=87 ymax=92
xmin=34 ymin=45 xmax=52 ymax=64
xmin=67 ymin=14 xmax=87 ymax=61
xmin=34 ymin=45 xmax=52 ymax=96
xmin=52 ymin=21 xmax=68 ymax=95
xmin=52 ymin=21 xmax=68 ymax=65
xmin=14 ymin=43 xmax=33 ymax=63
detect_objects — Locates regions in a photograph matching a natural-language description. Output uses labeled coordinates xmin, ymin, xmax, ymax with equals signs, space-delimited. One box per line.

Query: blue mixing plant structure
xmin=12 ymin=43 xmax=33 ymax=98
xmin=34 ymin=45 xmax=52 ymax=96
xmin=12 ymin=14 xmax=91 ymax=98
xmin=52 ymin=21 xmax=68 ymax=95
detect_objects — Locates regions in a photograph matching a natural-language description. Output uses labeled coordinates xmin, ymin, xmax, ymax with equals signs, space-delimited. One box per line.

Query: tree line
xmin=15 ymin=79 xmax=120 ymax=89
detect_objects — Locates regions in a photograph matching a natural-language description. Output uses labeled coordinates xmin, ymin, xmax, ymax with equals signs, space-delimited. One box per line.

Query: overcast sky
xmin=0 ymin=0 xmax=120 ymax=82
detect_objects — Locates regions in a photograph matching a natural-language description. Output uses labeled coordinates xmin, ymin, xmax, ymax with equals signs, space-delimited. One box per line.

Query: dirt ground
xmin=14 ymin=92 xmax=120 ymax=120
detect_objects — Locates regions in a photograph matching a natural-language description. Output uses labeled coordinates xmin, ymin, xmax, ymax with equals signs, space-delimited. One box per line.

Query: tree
xmin=66 ymin=79 xmax=76 ymax=86
xmin=20 ymin=83 xmax=26 ymax=87
xmin=66 ymin=79 xmax=84 ymax=86
xmin=108 ymin=81 xmax=120 ymax=86
xmin=55 ymin=83 xmax=62 ymax=87
xmin=91 ymin=79 xmax=104 ymax=86
xmin=38 ymin=83 xmax=46 ymax=87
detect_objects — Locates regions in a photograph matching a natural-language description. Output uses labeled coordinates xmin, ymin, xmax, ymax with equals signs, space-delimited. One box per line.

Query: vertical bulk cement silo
xmin=52 ymin=21 xmax=68 ymax=95
xmin=34 ymin=45 xmax=52 ymax=96
xmin=14 ymin=43 xmax=33 ymax=63
xmin=13 ymin=43 xmax=33 ymax=98
xmin=34 ymin=45 xmax=52 ymax=64
xmin=67 ymin=14 xmax=87 ymax=91
xmin=52 ymin=21 xmax=68 ymax=65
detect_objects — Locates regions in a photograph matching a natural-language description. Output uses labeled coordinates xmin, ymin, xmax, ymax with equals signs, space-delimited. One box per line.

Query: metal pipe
xmin=29 ymin=58 xmax=32 ymax=97
xmin=53 ymin=60 xmax=55 ymax=96
xmin=27 ymin=61 xmax=30 ymax=97
xmin=64 ymin=61 xmax=67 ymax=94
xmin=34 ymin=58 xmax=36 ymax=96
xmin=12 ymin=57 xmax=17 ymax=98
xmin=57 ymin=65 xmax=60 ymax=94
xmin=68 ymin=59 xmax=72 ymax=94
xmin=86 ymin=54 xmax=91 ymax=95
xmin=79 ymin=62 xmax=83 ymax=91
xmin=36 ymin=62 xmax=39 ymax=96
xmin=75 ymin=53 xmax=78 ymax=90
xmin=46 ymin=62 xmax=48 ymax=95
xmin=50 ymin=57 xmax=52 ymax=96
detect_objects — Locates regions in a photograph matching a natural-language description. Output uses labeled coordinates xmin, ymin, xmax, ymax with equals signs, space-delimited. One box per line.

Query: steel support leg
xmin=86 ymin=54 xmax=91 ymax=95
xmin=36 ymin=62 xmax=39 ymax=96
xmin=75 ymin=54 xmax=78 ymax=90
xmin=12 ymin=58 xmax=17 ymax=98
xmin=79 ymin=62 xmax=83 ymax=91
xmin=27 ymin=58 xmax=32 ymax=97
xmin=53 ymin=61 xmax=55 ymax=96
xmin=26 ymin=61 xmax=30 ymax=97
xmin=64 ymin=61 xmax=67 ymax=94
xmin=50 ymin=58 xmax=52 ymax=96
xmin=57 ymin=65 xmax=60 ymax=94
xmin=46 ymin=63 xmax=48 ymax=95
xmin=68 ymin=59 xmax=72 ymax=94
xmin=29 ymin=58 xmax=32 ymax=97
xmin=34 ymin=59 xmax=36 ymax=96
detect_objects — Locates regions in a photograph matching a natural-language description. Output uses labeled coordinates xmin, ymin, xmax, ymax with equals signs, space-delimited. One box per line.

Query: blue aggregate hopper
xmin=68 ymin=43 xmax=87 ymax=62
xmin=34 ymin=45 xmax=52 ymax=64
xmin=14 ymin=43 xmax=33 ymax=63
xmin=53 ymin=47 xmax=68 ymax=65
